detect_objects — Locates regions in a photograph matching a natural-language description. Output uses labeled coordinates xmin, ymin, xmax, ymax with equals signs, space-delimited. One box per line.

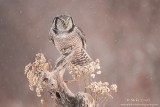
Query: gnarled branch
xmin=41 ymin=48 xmax=95 ymax=107
xmin=25 ymin=47 xmax=117 ymax=107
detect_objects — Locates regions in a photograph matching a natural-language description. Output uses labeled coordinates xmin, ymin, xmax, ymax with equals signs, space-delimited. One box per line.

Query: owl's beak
xmin=64 ymin=22 xmax=68 ymax=27
xmin=64 ymin=19 xmax=69 ymax=27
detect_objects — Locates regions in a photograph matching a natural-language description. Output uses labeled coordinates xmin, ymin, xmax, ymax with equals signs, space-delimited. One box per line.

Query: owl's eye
xmin=60 ymin=19 xmax=64 ymax=23
xmin=66 ymin=18 xmax=70 ymax=24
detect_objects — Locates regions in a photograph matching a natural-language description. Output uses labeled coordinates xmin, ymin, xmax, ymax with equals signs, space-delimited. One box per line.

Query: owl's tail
xmin=71 ymin=48 xmax=92 ymax=66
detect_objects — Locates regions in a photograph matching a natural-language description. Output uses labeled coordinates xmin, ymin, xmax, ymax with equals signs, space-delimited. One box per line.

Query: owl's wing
xmin=75 ymin=26 xmax=86 ymax=49
xmin=49 ymin=27 xmax=56 ymax=45
xmin=71 ymin=48 xmax=92 ymax=66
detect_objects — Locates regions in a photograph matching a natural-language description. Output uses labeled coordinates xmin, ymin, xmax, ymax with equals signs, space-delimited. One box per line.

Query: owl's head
xmin=52 ymin=15 xmax=74 ymax=32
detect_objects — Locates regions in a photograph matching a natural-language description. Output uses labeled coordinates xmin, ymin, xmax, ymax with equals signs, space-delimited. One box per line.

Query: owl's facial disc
xmin=60 ymin=19 xmax=68 ymax=28
xmin=55 ymin=16 xmax=73 ymax=32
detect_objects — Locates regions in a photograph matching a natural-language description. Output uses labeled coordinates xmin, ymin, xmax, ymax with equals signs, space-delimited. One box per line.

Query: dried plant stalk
xmin=24 ymin=47 xmax=117 ymax=107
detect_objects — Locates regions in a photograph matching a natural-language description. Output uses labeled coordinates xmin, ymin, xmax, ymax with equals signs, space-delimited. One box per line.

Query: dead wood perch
xmin=41 ymin=48 xmax=95 ymax=107
xmin=25 ymin=47 xmax=117 ymax=107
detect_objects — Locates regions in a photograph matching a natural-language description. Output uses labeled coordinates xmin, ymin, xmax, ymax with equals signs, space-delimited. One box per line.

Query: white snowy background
xmin=0 ymin=0 xmax=160 ymax=107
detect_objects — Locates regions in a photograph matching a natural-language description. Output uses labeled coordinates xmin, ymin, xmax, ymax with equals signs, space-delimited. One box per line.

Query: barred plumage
xmin=71 ymin=48 xmax=92 ymax=66
xmin=49 ymin=15 xmax=92 ymax=66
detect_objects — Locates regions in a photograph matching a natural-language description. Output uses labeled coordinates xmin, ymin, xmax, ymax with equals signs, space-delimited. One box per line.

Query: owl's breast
xmin=54 ymin=32 xmax=83 ymax=53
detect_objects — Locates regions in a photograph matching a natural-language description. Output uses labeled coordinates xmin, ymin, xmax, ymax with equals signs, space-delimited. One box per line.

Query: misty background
xmin=0 ymin=0 xmax=160 ymax=107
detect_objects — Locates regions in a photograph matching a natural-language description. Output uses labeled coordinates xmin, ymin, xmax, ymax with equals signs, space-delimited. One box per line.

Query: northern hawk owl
xmin=49 ymin=14 xmax=92 ymax=66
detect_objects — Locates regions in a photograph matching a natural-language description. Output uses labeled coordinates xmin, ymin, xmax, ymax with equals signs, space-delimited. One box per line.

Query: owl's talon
xmin=60 ymin=49 xmax=65 ymax=54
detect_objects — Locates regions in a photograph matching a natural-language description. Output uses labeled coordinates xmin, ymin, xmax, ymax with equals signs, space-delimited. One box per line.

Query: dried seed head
xmin=110 ymin=84 xmax=117 ymax=92
xmin=87 ymin=81 xmax=117 ymax=99
xmin=41 ymin=99 xmax=44 ymax=104
xmin=96 ymin=71 xmax=101 ymax=74
xmin=90 ymin=74 xmax=95 ymax=78
xmin=24 ymin=53 xmax=52 ymax=97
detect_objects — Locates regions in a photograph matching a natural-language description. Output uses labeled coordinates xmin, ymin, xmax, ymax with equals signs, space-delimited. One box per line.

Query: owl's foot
xmin=60 ymin=46 xmax=76 ymax=55
xmin=60 ymin=49 xmax=65 ymax=54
